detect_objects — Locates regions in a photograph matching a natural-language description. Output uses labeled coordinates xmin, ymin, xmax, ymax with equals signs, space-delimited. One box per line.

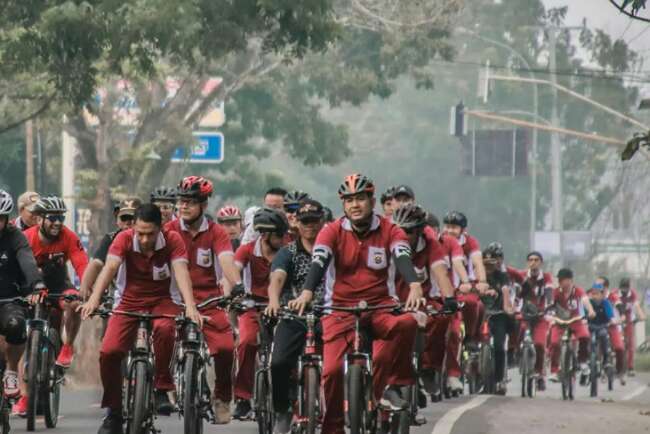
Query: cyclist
xmin=481 ymin=246 xmax=514 ymax=395
xmin=167 ymin=176 xmax=244 ymax=423
xmin=79 ymin=197 xmax=141 ymax=300
xmin=596 ymin=276 xmax=626 ymax=384
xmin=548 ymin=268 xmax=595 ymax=384
xmin=265 ymin=199 xmax=326 ymax=434
xmin=586 ymin=282 xmax=620 ymax=382
xmin=616 ymin=277 xmax=646 ymax=376
xmin=11 ymin=191 xmax=40 ymax=231
xmin=380 ymin=186 xmax=396 ymax=217
xmin=150 ymin=186 xmax=178 ymax=225
xmin=323 ymin=206 xmax=335 ymax=223
xmin=283 ymin=190 xmax=311 ymax=238
xmin=0 ymin=190 xmax=45 ymax=399
xmin=392 ymin=184 xmax=415 ymax=207
xmin=216 ymin=205 xmax=243 ymax=250
xmin=389 ymin=204 xmax=458 ymax=400
xmin=443 ymin=212 xmax=489 ymax=355
xmin=241 ymin=187 xmax=288 ymax=244
xmin=298 ymin=173 xmax=424 ymax=434
xmin=517 ymin=251 xmax=554 ymax=390
xmin=426 ymin=213 xmax=471 ymax=394
xmin=232 ymin=207 xmax=289 ymax=420
xmin=79 ymin=204 xmax=201 ymax=434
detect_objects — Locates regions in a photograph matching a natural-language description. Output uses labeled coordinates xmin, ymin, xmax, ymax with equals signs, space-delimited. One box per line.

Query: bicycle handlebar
xmin=112 ymin=309 xmax=177 ymax=320
xmin=313 ymin=301 xmax=401 ymax=314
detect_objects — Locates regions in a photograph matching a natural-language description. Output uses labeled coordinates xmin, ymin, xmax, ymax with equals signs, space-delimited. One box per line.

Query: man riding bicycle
xmin=11 ymin=192 xmax=40 ymax=231
xmin=298 ymin=173 xmax=424 ymax=434
xmin=80 ymin=204 xmax=201 ymax=434
xmin=0 ymin=190 xmax=45 ymax=399
xmin=265 ymin=199 xmax=326 ymax=434
xmin=216 ymin=205 xmax=243 ymax=250
xmin=166 ymin=176 xmax=244 ymax=424
xmin=595 ymin=276 xmax=626 ymax=384
xmin=615 ymin=277 xmax=646 ymax=376
xmin=150 ymin=186 xmax=178 ymax=225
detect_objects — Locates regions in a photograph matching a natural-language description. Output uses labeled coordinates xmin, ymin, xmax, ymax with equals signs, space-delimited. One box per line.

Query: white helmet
xmin=0 ymin=190 xmax=14 ymax=216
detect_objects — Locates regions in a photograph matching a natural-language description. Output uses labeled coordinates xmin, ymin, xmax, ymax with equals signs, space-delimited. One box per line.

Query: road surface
xmin=9 ymin=371 xmax=650 ymax=433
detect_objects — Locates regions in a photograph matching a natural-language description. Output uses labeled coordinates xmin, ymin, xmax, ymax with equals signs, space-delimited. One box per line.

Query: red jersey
xmin=235 ymin=238 xmax=273 ymax=301
xmin=519 ymin=269 xmax=553 ymax=310
xmin=24 ymin=225 xmax=88 ymax=292
xmin=107 ymin=228 xmax=188 ymax=308
xmin=458 ymin=232 xmax=481 ymax=281
xmin=389 ymin=226 xmax=446 ymax=302
xmin=616 ymin=288 xmax=639 ymax=321
xmin=314 ymin=215 xmax=409 ymax=307
xmin=553 ymin=286 xmax=586 ymax=317
xmin=504 ymin=265 xmax=524 ymax=285
xmin=432 ymin=230 xmax=464 ymax=287
xmin=165 ymin=217 xmax=233 ymax=301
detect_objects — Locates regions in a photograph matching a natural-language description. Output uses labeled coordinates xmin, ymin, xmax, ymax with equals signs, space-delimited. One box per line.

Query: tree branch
xmin=608 ymin=0 xmax=650 ymax=23
xmin=0 ymin=94 xmax=55 ymax=135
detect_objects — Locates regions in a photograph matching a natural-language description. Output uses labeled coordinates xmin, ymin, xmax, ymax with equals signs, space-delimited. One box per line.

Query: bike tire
xmin=479 ymin=345 xmax=494 ymax=394
xmin=183 ymin=352 xmax=202 ymax=434
xmin=254 ymin=370 xmax=272 ymax=434
xmin=43 ymin=330 xmax=62 ymax=428
xmin=560 ymin=343 xmax=570 ymax=401
xmin=26 ymin=329 xmax=41 ymax=432
xmin=127 ymin=360 xmax=151 ymax=434
xmin=590 ymin=346 xmax=598 ymax=398
xmin=347 ymin=364 xmax=366 ymax=434
xmin=304 ymin=365 xmax=320 ymax=434
xmin=0 ymin=395 xmax=9 ymax=434
xmin=519 ymin=350 xmax=528 ymax=398
xmin=607 ymin=365 xmax=615 ymax=392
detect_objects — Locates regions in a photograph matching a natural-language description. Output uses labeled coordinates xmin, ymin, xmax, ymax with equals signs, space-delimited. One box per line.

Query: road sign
xmin=171 ymin=132 xmax=224 ymax=164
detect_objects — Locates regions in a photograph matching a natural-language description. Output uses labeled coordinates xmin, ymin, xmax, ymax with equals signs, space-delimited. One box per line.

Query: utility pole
xmin=548 ymin=28 xmax=564 ymax=264
xmin=25 ymin=120 xmax=35 ymax=191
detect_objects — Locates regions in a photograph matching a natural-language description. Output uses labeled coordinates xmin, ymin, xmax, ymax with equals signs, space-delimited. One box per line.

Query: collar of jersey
xmin=341 ymin=214 xmax=380 ymax=232
xmin=179 ymin=215 xmax=209 ymax=233
xmin=527 ymin=268 xmax=545 ymax=281
xmin=132 ymin=231 xmax=166 ymax=252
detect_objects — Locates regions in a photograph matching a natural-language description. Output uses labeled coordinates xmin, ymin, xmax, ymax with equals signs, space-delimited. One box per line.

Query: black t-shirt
xmin=271 ymin=239 xmax=324 ymax=305
xmin=0 ymin=226 xmax=42 ymax=296
xmin=484 ymin=269 xmax=509 ymax=312
xmin=93 ymin=230 xmax=120 ymax=263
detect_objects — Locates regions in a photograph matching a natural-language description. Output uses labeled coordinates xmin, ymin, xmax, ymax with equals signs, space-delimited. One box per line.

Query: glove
xmin=231 ymin=282 xmax=245 ymax=298
xmin=443 ymin=297 xmax=458 ymax=313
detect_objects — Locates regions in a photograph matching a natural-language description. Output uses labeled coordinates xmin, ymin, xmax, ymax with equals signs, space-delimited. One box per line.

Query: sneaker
xmin=579 ymin=363 xmax=589 ymax=386
xmin=12 ymin=395 xmax=27 ymax=417
xmin=97 ymin=411 xmax=124 ymax=434
xmin=536 ymin=377 xmax=546 ymax=391
xmin=56 ymin=344 xmax=74 ymax=368
xmin=417 ymin=387 xmax=427 ymax=409
xmin=420 ymin=369 xmax=436 ymax=395
xmin=273 ymin=410 xmax=292 ymax=434
xmin=232 ymin=399 xmax=252 ymax=420
xmin=495 ymin=381 xmax=507 ymax=396
xmin=379 ymin=385 xmax=408 ymax=411
xmin=155 ymin=389 xmax=174 ymax=416
xmin=3 ymin=370 xmax=20 ymax=398
xmin=447 ymin=376 xmax=463 ymax=393
xmin=548 ymin=373 xmax=560 ymax=383
xmin=619 ymin=374 xmax=627 ymax=386
xmin=212 ymin=399 xmax=231 ymax=425
xmin=628 ymin=370 xmax=636 ymax=377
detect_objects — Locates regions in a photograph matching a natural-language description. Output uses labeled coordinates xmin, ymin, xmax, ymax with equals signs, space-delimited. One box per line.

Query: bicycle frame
xmin=124 ymin=318 xmax=155 ymax=425
xmin=296 ymin=312 xmax=322 ymax=429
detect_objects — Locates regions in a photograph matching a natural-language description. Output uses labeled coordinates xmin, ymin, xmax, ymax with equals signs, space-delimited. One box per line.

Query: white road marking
xmin=431 ymin=395 xmax=491 ymax=434
xmin=622 ymin=385 xmax=647 ymax=401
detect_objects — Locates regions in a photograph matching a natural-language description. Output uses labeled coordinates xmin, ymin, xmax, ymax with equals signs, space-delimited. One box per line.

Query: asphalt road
xmin=9 ymin=371 xmax=650 ymax=434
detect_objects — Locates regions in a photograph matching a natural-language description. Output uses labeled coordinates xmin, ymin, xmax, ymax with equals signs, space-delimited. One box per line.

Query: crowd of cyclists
xmin=0 ymin=171 xmax=646 ymax=434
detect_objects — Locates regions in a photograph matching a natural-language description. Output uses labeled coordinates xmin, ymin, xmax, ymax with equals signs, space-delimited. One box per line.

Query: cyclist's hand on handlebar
xmin=485 ymin=289 xmax=498 ymax=297
xmin=28 ymin=285 xmax=48 ymax=305
xmin=186 ymin=304 xmax=203 ymax=328
xmin=443 ymin=296 xmax=459 ymax=313
xmin=288 ymin=290 xmax=313 ymax=316
xmin=405 ymin=284 xmax=424 ymax=311
xmin=459 ymin=282 xmax=472 ymax=293
xmin=476 ymin=282 xmax=489 ymax=294
xmin=265 ymin=299 xmax=281 ymax=317
xmin=78 ymin=297 xmax=100 ymax=320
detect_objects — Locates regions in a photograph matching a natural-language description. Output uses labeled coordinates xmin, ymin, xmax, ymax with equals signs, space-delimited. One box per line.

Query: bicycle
xmin=277 ymin=307 xmax=322 ymax=434
xmin=25 ymin=292 xmax=79 ymax=431
xmin=314 ymin=300 xmax=406 ymax=434
xmin=587 ymin=323 xmax=614 ymax=397
xmin=550 ymin=313 xmax=583 ymax=401
xmin=233 ymin=298 xmax=274 ymax=434
xmin=173 ymin=295 xmax=231 ymax=434
xmin=477 ymin=307 xmax=506 ymax=395
xmin=518 ymin=303 xmax=548 ymax=398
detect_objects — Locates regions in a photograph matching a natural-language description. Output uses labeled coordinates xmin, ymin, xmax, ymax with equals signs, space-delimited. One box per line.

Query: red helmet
xmin=217 ymin=205 xmax=242 ymax=222
xmin=338 ymin=173 xmax=375 ymax=199
xmin=178 ymin=176 xmax=213 ymax=200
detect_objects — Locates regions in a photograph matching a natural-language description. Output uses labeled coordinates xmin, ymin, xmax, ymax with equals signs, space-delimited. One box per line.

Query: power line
xmin=627 ymin=25 xmax=650 ymax=45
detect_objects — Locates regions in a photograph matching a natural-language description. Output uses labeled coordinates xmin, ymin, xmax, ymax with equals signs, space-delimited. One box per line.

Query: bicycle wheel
xmin=0 ymin=396 xmax=9 ymax=434
xmin=43 ymin=330 xmax=62 ymax=428
xmin=560 ymin=343 xmax=570 ymax=401
xmin=26 ymin=329 xmax=41 ymax=432
xmin=182 ymin=353 xmax=202 ymax=434
xmin=519 ymin=348 xmax=528 ymax=398
xmin=127 ymin=360 xmax=151 ymax=434
xmin=479 ymin=345 xmax=494 ymax=394
xmin=590 ymin=344 xmax=599 ymax=398
xmin=303 ymin=365 xmax=320 ymax=434
xmin=254 ymin=370 xmax=272 ymax=434
xmin=347 ymin=364 xmax=367 ymax=434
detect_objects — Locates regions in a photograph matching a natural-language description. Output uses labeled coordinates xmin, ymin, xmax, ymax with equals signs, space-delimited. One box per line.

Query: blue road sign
xmin=171 ymin=132 xmax=224 ymax=164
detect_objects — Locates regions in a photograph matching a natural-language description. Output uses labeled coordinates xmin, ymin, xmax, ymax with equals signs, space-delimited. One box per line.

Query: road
xmin=9 ymin=371 xmax=650 ymax=434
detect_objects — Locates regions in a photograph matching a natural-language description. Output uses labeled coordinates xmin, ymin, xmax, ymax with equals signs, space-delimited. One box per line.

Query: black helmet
xmin=284 ymin=190 xmax=311 ymax=211
xmin=485 ymin=242 xmax=504 ymax=259
xmin=619 ymin=277 xmax=631 ymax=289
xmin=32 ymin=195 xmax=67 ymax=214
xmin=425 ymin=212 xmax=440 ymax=230
xmin=443 ymin=210 xmax=467 ymax=228
xmin=380 ymin=186 xmax=396 ymax=205
xmin=392 ymin=203 xmax=427 ymax=231
xmin=338 ymin=173 xmax=375 ymax=198
xmin=253 ymin=207 xmax=289 ymax=235
xmin=322 ymin=206 xmax=334 ymax=222
xmin=150 ymin=186 xmax=177 ymax=202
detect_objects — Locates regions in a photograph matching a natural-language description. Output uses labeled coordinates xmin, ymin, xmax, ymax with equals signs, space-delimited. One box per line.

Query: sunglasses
xmin=119 ymin=214 xmax=135 ymax=222
xmin=45 ymin=214 xmax=65 ymax=223
xmin=284 ymin=204 xmax=301 ymax=213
